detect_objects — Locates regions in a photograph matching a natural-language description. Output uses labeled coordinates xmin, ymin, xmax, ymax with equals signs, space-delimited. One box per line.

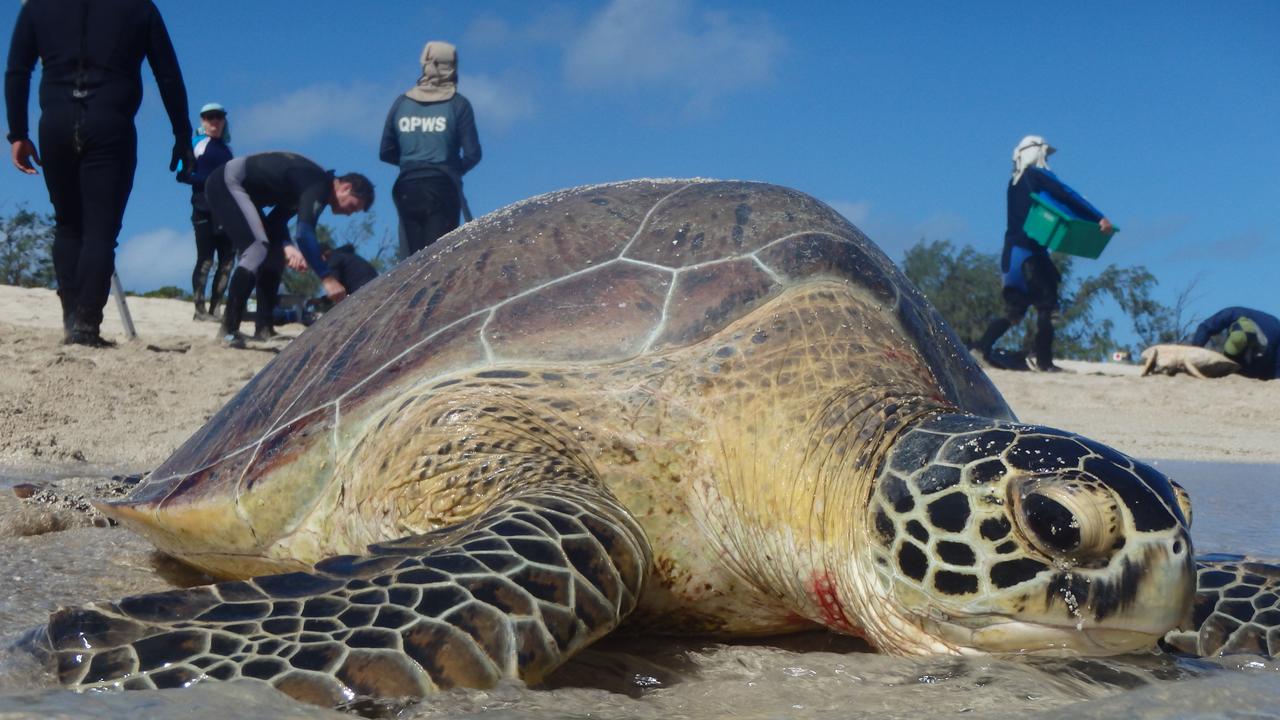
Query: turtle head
xmin=856 ymin=413 xmax=1194 ymax=656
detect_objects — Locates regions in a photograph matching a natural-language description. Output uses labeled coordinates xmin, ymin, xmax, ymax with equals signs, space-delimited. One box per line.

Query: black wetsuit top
xmin=5 ymin=0 xmax=190 ymax=143
xmin=325 ymin=244 xmax=378 ymax=295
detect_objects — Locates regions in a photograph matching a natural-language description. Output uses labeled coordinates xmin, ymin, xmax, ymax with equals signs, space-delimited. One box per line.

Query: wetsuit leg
xmin=206 ymin=158 xmax=271 ymax=338
xmin=38 ymin=108 xmax=84 ymax=337
xmin=254 ymin=242 xmax=284 ymax=338
xmin=394 ymin=175 xmax=459 ymax=256
xmin=975 ymin=286 xmax=1031 ymax=359
xmin=207 ymin=226 xmax=234 ymax=317
xmin=1024 ymin=255 xmax=1061 ymax=369
xmin=191 ymin=207 xmax=216 ymax=315
xmin=39 ymin=109 xmax=138 ymax=334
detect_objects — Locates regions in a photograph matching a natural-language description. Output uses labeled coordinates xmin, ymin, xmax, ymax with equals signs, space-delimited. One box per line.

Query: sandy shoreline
xmin=2 ymin=283 xmax=1276 ymax=476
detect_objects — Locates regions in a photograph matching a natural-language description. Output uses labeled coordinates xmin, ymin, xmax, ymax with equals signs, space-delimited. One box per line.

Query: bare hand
xmin=284 ymin=245 xmax=308 ymax=271
xmin=1099 ymin=218 xmax=1114 ymax=235
xmin=11 ymin=140 xmax=40 ymax=174
xmin=322 ymin=276 xmax=348 ymax=303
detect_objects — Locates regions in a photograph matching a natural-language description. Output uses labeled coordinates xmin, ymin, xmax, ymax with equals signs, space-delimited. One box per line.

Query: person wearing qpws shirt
xmin=380 ymin=41 xmax=481 ymax=258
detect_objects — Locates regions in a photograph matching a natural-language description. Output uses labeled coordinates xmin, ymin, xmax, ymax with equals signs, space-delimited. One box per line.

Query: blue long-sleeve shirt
xmin=1003 ymin=167 xmax=1105 ymax=273
xmin=1190 ymin=306 xmax=1280 ymax=380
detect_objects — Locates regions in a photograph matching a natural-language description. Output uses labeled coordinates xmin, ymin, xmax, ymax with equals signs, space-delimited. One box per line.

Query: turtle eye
xmin=1015 ymin=482 xmax=1119 ymax=563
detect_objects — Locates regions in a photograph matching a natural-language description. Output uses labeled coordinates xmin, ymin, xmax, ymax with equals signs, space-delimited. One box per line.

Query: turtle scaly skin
xmin=18 ymin=180 xmax=1278 ymax=705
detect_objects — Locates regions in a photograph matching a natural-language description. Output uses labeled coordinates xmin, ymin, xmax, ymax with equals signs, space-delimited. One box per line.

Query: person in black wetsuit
xmin=179 ymin=102 xmax=234 ymax=321
xmin=973 ymin=135 xmax=1114 ymax=372
xmin=204 ymin=151 xmax=373 ymax=348
xmin=321 ymin=243 xmax=378 ymax=296
xmin=380 ymin=40 xmax=481 ymax=259
xmin=5 ymin=0 xmax=192 ymax=347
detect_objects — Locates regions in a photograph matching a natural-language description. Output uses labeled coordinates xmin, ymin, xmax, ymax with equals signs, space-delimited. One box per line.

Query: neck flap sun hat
xmin=406 ymin=41 xmax=457 ymax=103
xmin=1012 ymin=134 xmax=1056 ymax=185
xmin=196 ymin=102 xmax=230 ymax=143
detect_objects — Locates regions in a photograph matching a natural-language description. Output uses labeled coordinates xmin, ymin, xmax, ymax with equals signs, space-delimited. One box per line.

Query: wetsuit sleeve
xmin=456 ymin=97 xmax=482 ymax=175
xmin=143 ymin=3 xmax=192 ymax=140
xmin=4 ymin=4 xmax=37 ymax=143
xmin=1190 ymin=308 xmax=1239 ymax=347
xmin=293 ymin=221 xmax=331 ymax=277
xmin=1030 ymin=168 xmax=1104 ymax=222
xmin=379 ymin=98 xmax=401 ymax=165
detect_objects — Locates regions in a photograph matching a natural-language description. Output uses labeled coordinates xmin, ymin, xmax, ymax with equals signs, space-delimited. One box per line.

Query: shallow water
xmin=0 ymin=459 xmax=1275 ymax=719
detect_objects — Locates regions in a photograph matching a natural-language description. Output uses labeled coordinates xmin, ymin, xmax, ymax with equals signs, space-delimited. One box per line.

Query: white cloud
xmin=115 ymin=226 xmax=195 ymax=293
xmin=464 ymin=73 xmax=537 ymax=133
xmin=563 ymin=0 xmax=784 ymax=113
xmin=235 ymin=82 xmax=391 ymax=146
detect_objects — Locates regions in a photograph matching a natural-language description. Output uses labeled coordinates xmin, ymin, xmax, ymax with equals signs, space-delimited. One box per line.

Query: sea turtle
xmin=22 ymin=180 xmax=1278 ymax=706
xmin=1140 ymin=344 xmax=1240 ymax=379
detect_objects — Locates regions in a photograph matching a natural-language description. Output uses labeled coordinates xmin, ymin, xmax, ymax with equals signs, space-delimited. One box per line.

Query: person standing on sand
xmin=1190 ymin=306 xmax=1280 ymax=381
xmin=178 ymin=102 xmax=234 ymax=322
xmin=5 ymin=0 xmax=193 ymax=347
xmin=380 ymin=40 xmax=482 ymax=259
xmin=972 ymin=135 xmax=1113 ymax=372
xmin=204 ymin=151 xmax=373 ymax=349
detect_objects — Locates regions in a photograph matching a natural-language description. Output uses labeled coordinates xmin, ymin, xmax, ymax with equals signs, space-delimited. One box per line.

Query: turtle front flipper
xmin=1161 ymin=554 xmax=1280 ymax=658
xmin=24 ymin=485 xmax=651 ymax=706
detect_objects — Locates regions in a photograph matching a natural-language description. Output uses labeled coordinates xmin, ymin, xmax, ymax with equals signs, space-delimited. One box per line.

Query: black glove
xmin=169 ymin=139 xmax=194 ymax=173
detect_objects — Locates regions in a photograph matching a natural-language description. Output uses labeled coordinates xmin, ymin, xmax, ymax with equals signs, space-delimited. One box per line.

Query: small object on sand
xmin=1140 ymin=344 xmax=1239 ymax=379
xmin=12 ymin=483 xmax=39 ymax=499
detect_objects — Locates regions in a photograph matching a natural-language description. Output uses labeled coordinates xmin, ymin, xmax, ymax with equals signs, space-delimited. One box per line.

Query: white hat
xmin=1011 ymin=135 xmax=1055 ymax=184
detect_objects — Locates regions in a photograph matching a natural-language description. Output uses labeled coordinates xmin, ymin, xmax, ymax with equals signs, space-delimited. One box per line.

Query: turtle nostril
xmin=1022 ymin=492 xmax=1081 ymax=555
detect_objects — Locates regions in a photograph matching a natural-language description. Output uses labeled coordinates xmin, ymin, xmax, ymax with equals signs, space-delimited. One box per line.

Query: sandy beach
xmin=2 ymin=283 xmax=1276 ymax=474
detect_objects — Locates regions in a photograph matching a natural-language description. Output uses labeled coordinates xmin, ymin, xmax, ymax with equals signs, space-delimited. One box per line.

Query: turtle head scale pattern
xmin=862 ymin=412 xmax=1195 ymax=655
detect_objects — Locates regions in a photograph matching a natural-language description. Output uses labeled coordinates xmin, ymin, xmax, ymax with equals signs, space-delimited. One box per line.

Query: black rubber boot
xmin=69 ymin=317 xmax=116 ymax=348
xmin=1031 ymin=310 xmax=1060 ymax=371
xmin=974 ymin=317 xmax=1012 ymax=363
xmin=219 ymin=267 xmax=256 ymax=348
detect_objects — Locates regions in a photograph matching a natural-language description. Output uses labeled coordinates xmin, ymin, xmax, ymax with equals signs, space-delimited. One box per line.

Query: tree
xmin=900 ymin=240 xmax=1005 ymax=346
xmin=140 ymin=285 xmax=190 ymax=300
xmin=0 ymin=206 xmax=56 ymax=288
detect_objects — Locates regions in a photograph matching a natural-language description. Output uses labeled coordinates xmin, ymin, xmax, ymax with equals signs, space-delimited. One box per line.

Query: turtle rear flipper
xmin=1161 ymin=554 xmax=1280 ymax=658
xmin=30 ymin=485 xmax=651 ymax=705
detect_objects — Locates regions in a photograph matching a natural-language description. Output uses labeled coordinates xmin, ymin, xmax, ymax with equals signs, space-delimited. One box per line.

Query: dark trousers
xmin=38 ymin=107 xmax=138 ymax=329
xmin=393 ymin=174 xmax=459 ymax=257
xmin=191 ymin=206 xmax=234 ymax=313
xmin=977 ymin=253 xmax=1061 ymax=367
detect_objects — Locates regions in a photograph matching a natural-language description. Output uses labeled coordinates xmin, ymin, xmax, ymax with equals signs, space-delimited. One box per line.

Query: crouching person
xmin=205 ymin=151 xmax=373 ymax=348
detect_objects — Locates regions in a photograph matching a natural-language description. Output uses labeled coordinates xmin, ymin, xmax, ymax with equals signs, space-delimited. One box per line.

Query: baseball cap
xmin=200 ymin=102 xmax=227 ymax=117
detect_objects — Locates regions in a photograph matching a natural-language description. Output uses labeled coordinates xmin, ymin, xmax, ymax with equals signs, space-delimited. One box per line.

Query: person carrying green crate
xmin=973 ymin=135 xmax=1114 ymax=372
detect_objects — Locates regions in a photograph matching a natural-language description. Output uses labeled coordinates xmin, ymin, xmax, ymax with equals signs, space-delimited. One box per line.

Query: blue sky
xmin=2 ymin=1 xmax=1276 ymax=343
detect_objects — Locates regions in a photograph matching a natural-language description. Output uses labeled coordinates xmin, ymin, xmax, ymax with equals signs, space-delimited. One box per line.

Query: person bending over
xmin=204 ymin=151 xmax=372 ymax=348
xmin=1190 ymin=306 xmax=1279 ymax=380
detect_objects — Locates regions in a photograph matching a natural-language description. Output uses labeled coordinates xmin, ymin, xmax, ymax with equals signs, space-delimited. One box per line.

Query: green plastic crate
xmin=1022 ymin=192 xmax=1116 ymax=259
